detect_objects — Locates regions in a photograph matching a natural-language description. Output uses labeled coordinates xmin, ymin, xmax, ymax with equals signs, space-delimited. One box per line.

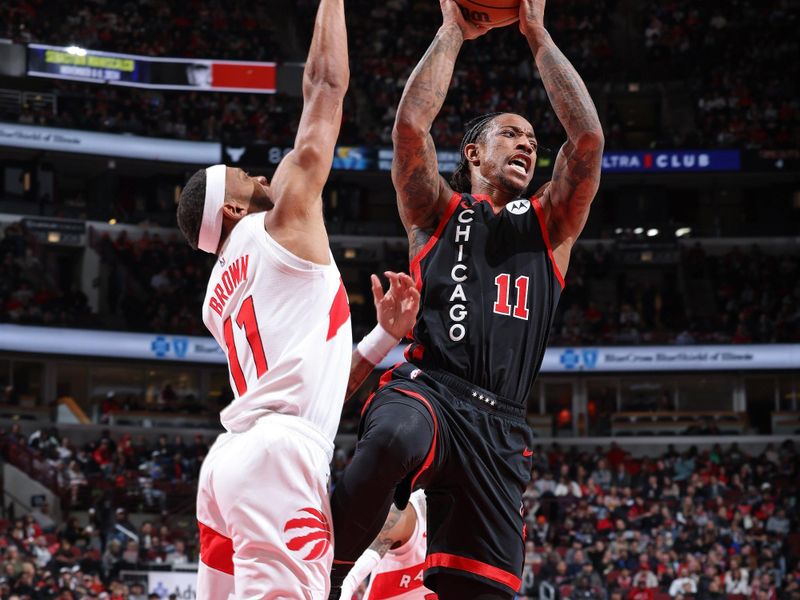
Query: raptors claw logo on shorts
xmin=283 ymin=508 xmax=332 ymax=561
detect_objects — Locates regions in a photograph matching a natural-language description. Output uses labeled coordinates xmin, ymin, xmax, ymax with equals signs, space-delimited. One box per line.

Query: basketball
xmin=455 ymin=0 xmax=520 ymax=27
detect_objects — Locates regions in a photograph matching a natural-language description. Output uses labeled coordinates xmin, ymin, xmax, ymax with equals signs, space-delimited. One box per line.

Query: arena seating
xmin=2 ymin=0 xmax=798 ymax=150
xmin=513 ymin=440 xmax=799 ymax=599
xmin=0 ymin=424 xmax=800 ymax=600
xmin=3 ymin=426 xmax=797 ymax=599
xmin=2 ymin=220 xmax=798 ymax=346
xmin=610 ymin=412 xmax=748 ymax=437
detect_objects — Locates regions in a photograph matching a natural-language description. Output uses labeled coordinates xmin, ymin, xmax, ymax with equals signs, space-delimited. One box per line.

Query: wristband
xmin=341 ymin=548 xmax=382 ymax=598
xmin=357 ymin=324 xmax=399 ymax=365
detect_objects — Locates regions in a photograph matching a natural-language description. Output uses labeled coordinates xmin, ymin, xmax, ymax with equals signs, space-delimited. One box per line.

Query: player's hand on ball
xmin=372 ymin=271 xmax=421 ymax=340
xmin=519 ymin=0 xmax=547 ymax=36
xmin=440 ymin=0 xmax=492 ymax=40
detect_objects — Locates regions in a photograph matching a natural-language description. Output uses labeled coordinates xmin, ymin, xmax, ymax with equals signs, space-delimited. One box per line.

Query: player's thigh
xmin=214 ymin=421 xmax=333 ymax=599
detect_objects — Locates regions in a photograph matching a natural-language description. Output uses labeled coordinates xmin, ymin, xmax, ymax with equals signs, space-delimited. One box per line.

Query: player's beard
xmin=496 ymin=172 xmax=528 ymax=200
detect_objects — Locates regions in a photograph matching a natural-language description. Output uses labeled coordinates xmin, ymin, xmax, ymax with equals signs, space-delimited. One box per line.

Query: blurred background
xmin=0 ymin=0 xmax=797 ymax=598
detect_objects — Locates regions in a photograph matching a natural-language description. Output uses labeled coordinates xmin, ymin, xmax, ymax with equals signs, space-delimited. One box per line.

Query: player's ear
xmin=464 ymin=142 xmax=480 ymax=166
xmin=221 ymin=200 xmax=247 ymax=222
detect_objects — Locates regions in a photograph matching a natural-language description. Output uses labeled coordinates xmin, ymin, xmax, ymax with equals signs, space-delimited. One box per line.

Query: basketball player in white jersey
xmin=341 ymin=491 xmax=433 ymax=600
xmin=176 ymin=1 xmax=420 ymax=597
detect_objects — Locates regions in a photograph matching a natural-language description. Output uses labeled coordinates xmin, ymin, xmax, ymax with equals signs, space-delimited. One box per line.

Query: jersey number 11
xmin=493 ymin=274 xmax=530 ymax=320
xmin=223 ymin=295 xmax=268 ymax=395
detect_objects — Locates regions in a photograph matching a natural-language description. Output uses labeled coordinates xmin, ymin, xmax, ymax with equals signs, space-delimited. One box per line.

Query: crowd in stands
xmin=0 ymin=221 xmax=92 ymax=329
xmin=296 ymin=0 xmax=615 ymax=152
xmin=0 ymin=424 xmax=203 ymax=598
xmin=545 ymin=243 xmax=799 ymax=346
xmin=3 ymin=424 xmax=207 ymax=513
xmin=2 ymin=219 xmax=798 ymax=345
xmin=90 ymin=228 xmax=212 ymax=335
xmin=511 ymin=441 xmax=799 ymax=599
xmin=3 ymin=0 xmax=797 ymax=150
xmin=3 ymin=415 xmax=797 ymax=599
xmin=641 ymin=0 xmax=798 ymax=149
xmin=1 ymin=0 xmax=283 ymax=61
xmin=0 ymin=505 xmax=194 ymax=599
xmin=11 ymin=82 xmax=303 ymax=148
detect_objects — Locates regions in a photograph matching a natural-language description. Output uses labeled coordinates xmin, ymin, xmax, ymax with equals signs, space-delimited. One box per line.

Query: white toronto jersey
xmin=202 ymin=213 xmax=352 ymax=441
xmin=365 ymin=491 xmax=430 ymax=600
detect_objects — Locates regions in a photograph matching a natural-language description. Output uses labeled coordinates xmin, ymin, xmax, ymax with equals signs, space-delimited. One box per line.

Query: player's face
xmin=227 ymin=167 xmax=274 ymax=213
xmin=477 ymin=114 xmax=537 ymax=196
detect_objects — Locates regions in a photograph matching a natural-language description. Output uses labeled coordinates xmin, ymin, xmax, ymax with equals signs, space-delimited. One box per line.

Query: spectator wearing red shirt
xmin=628 ymin=578 xmax=655 ymax=600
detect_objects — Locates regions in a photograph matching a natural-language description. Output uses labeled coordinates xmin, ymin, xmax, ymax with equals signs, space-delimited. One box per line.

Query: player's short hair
xmin=450 ymin=112 xmax=503 ymax=193
xmin=176 ymin=169 xmax=207 ymax=250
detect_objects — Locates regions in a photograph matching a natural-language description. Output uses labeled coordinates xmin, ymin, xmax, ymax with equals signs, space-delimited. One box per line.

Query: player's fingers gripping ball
xmin=455 ymin=0 xmax=520 ymax=27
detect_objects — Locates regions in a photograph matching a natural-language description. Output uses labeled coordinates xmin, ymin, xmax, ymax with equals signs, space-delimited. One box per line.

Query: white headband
xmin=198 ymin=164 xmax=227 ymax=253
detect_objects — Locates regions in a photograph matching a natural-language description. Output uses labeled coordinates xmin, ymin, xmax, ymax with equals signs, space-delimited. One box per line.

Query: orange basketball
xmin=455 ymin=0 xmax=520 ymax=27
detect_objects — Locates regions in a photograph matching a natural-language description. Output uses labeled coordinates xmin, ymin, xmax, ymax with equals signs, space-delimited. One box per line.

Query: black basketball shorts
xmin=359 ymin=362 xmax=534 ymax=595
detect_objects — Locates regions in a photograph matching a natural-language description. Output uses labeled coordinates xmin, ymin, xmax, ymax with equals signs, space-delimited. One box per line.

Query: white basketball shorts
xmin=196 ymin=412 xmax=334 ymax=599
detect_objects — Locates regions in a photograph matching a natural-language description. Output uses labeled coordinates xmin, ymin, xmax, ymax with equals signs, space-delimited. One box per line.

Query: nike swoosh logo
xmin=523 ymin=448 xmax=533 ymax=457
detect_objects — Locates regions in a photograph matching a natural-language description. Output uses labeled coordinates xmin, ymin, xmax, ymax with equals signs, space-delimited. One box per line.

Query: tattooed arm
xmin=371 ymin=503 xmax=413 ymax=555
xmin=520 ymin=0 xmax=604 ymax=273
xmin=392 ymin=0 xmax=490 ymax=260
xmin=340 ymin=503 xmax=416 ymax=597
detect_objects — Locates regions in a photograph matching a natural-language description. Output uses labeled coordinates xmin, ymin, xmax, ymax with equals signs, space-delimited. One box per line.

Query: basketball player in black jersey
xmin=329 ymin=0 xmax=603 ymax=598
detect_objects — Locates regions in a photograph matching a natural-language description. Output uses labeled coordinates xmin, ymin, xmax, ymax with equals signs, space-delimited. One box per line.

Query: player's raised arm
xmin=392 ymin=0 xmax=491 ymax=257
xmin=268 ymin=0 xmax=349 ymax=239
xmin=520 ymin=0 xmax=604 ymax=259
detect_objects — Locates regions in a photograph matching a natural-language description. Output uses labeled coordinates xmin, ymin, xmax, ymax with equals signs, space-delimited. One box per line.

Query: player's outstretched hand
xmin=372 ymin=271 xmax=421 ymax=340
xmin=440 ymin=0 xmax=493 ymax=41
xmin=519 ymin=0 xmax=547 ymax=37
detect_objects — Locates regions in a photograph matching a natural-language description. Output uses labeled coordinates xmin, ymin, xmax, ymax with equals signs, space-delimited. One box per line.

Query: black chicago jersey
xmin=406 ymin=191 xmax=564 ymax=406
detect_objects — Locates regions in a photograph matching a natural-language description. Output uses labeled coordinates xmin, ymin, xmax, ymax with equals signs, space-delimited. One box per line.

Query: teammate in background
xmin=329 ymin=0 xmax=603 ymax=598
xmin=340 ymin=491 xmax=432 ymax=600
xmin=176 ymin=0 xmax=420 ymax=597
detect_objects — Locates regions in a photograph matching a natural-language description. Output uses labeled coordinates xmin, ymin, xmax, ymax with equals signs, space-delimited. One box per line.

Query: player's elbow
xmin=392 ymin=118 xmax=427 ymax=144
xmin=575 ymin=130 xmax=605 ymax=154
xmin=292 ymin=142 xmax=326 ymax=170
xmin=303 ymin=69 xmax=349 ymax=100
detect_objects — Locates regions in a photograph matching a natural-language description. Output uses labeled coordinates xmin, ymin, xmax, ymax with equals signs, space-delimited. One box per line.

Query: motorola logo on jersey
xmin=282 ymin=507 xmax=332 ymax=561
xmin=506 ymin=199 xmax=531 ymax=215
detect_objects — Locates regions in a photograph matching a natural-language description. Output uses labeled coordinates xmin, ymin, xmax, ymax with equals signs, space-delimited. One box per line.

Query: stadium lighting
xmin=108 ymin=218 xmax=117 ymax=225
xmin=633 ymin=227 xmax=644 ymax=235
xmin=647 ymin=228 xmax=659 ymax=237
xmin=614 ymin=228 xmax=623 ymax=235
xmin=675 ymin=227 xmax=692 ymax=238
xmin=66 ymin=46 xmax=87 ymax=56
